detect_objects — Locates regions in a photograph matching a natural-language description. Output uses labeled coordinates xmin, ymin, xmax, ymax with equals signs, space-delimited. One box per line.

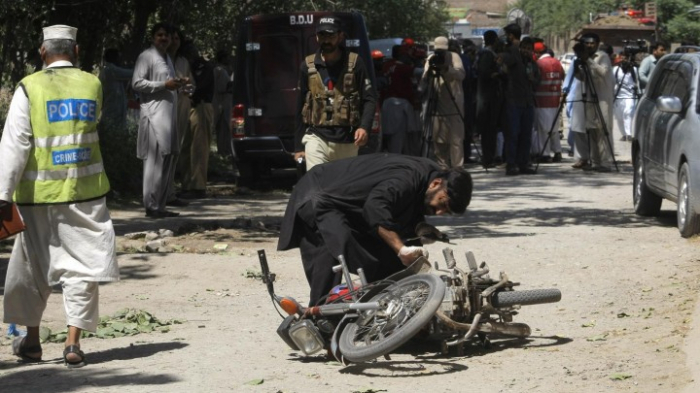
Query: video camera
xmin=622 ymin=39 xmax=648 ymax=58
xmin=572 ymin=42 xmax=587 ymax=62
xmin=429 ymin=49 xmax=447 ymax=69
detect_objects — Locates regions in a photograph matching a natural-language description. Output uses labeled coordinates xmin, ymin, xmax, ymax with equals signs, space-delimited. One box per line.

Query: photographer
xmin=419 ymin=36 xmax=466 ymax=169
xmin=612 ymin=53 xmax=638 ymax=142
xmin=569 ymin=33 xmax=615 ymax=172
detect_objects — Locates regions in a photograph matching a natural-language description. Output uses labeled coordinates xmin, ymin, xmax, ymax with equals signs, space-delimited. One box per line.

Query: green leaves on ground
xmin=610 ymin=373 xmax=633 ymax=381
xmin=39 ymin=308 xmax=184 ymax=343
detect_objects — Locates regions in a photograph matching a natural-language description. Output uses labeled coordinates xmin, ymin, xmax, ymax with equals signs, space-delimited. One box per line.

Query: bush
xmin=0 ymin=88 xmax=12 ymax=139
xmin=98 ymin=117 xmax=143 ymax=197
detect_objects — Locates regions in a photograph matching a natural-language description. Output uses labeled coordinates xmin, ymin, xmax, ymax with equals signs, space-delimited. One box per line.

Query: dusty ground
xmin=1 ymin=141 xmax=700 ymax=392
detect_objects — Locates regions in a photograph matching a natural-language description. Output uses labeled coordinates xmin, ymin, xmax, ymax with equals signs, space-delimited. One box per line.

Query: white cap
xmin=434 ymin=36 xmax=448 ymax=50
xmin=43 ymin=25 xmax=77 ymax=41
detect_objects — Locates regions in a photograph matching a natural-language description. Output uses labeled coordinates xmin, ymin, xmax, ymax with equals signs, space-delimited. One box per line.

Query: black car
xmin=230 ymin=11 xmax=381 ymax=186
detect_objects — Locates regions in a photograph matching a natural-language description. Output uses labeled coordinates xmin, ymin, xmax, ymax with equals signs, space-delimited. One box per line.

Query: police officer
xmin=0 ymin=25 xmax=119 ymax=368
xmin=294 ymin=16 xmax=377 ymax=171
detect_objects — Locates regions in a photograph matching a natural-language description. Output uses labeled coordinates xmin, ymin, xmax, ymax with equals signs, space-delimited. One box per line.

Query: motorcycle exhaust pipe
xmin=487 ymin=321 xmax=531 ymax=338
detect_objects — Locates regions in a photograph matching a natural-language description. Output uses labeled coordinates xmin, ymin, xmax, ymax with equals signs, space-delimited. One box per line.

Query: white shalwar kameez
xmin=612 ymin=65 xmax=638 ymax=138
xmin=0 ymin=61 xmax=119 ymax=332
xmin=132 ymin=46 xmax=179 ymax=212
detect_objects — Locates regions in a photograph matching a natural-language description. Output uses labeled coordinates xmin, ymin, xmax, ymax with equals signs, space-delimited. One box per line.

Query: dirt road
xmin=1 ymin=154 xmax=699 ymax=393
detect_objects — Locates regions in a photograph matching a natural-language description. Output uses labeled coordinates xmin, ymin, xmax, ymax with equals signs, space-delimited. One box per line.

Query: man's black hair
xmin=448 ymin=39 xmax=461 ymax=53
xmin=581 ymin=32 xmax=600 ymax=43
xmin=599 ymin=43 xmax=613 ymax=56
xmin=651 ymin=41 xmax=668 ymax=52
xmin=483 ymin=30 xmax=498 ymax=46
xmin=104 ymin=48 xmax=119 ymax=63
xmin=520 ymin=36 xmax=534 ymax=47
xmin=216 ymin=49 xmax=229 ymax=63
xmin=503 ymin=23 xmax=521 ymax=40
xmin=150 ymin=22 xmax=172 ymax=37
xmin=437 ymin=168 xmax=473 ymax=214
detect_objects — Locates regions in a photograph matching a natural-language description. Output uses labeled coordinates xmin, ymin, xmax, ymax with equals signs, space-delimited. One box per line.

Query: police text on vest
xmin=46 ymin=99 xmax=97 ymax=123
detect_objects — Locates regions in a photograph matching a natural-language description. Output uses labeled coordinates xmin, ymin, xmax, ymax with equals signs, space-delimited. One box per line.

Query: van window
xmin=256 ymin=35 xmax=300 ymax=94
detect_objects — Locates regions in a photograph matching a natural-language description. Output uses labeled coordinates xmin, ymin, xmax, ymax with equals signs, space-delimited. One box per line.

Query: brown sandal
xmin=63 ymin=345 xmax=87 ymax=368
xmin=12 ymin=337 xmax=42 ymax=362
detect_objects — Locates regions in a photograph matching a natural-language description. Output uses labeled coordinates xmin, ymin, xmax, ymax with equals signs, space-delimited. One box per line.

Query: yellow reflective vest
xmin=14 ymin=67 xmax=110 ymax=205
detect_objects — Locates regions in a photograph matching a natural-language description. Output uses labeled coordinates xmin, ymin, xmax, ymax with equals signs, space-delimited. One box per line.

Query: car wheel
xmin=633 ymin=150 xmax=662 ymax=216
xmin=677 ymin=163 xmax=700 ymax=238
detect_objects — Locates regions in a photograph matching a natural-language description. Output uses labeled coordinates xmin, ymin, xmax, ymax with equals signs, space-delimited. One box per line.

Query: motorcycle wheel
xmin=338 ymin=274 xmax=445 ymax=363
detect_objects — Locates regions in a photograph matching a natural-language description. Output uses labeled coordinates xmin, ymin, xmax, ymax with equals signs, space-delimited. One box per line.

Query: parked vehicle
xmin=632 ymin=52 xmax=700 ymax=237
xmin=230 ymin=11 xmax=381 ymax=186
xmin=258 ymin=239 xmax=561 ymax=363
xmin=369 ymin=37 xmax=403 ymax=59
xmin=559 ymin=52 xmax=575 ymax=74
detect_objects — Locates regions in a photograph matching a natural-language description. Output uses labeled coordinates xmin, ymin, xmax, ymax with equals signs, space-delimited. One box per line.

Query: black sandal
xmin=63 ymin=345 xmax=87 ymax=368
xmin=12 ymin=337 xmax=42 ymax=362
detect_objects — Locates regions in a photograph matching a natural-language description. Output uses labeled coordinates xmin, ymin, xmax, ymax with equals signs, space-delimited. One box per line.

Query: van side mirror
xmin=656 ymin=96 xmax=683 ymax=113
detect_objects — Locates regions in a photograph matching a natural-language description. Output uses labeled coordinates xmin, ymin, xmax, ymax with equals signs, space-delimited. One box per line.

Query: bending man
xmin=278 ymin=153 xmax=473 ymax=305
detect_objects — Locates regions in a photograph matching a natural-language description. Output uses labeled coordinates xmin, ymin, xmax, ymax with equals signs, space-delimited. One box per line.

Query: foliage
xmin=658 ymin=0 xmax=700 ymax=43
xmin=517 ymin=0 xmax=622 ymax=37
xmin=99 ymin=119 xmax=143 ymax=197
xmin=39 ymin=308 xmax=184 ymax=343
xmin=518 ymin=0 xmax=700 ymax=43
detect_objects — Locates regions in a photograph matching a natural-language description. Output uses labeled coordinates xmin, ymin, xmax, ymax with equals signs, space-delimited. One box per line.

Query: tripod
xmin=536 ymin=58 xmax=619 ymax=173
xmin=420 ymin=64 xmax=482 ymax=167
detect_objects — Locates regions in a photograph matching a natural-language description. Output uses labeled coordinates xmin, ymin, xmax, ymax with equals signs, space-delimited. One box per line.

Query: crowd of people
xmin=0 ymin=15 xmax=684 ymax=367
xmin=364 ymin=25 xmax=675 ymax=176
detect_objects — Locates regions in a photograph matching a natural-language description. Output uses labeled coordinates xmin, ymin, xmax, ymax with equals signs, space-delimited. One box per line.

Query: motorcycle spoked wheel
xmin=338 ymin=274 xmax=445 ymax=363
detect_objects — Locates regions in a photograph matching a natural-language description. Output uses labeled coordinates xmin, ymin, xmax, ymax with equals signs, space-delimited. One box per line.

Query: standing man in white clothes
xmin=132 ymin=22 xmax=187 ymax=218
xmin=0 ymin=24 xmax=119 ymax=368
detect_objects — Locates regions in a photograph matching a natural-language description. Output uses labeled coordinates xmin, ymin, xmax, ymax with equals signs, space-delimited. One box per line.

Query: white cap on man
xmin=434 ymin=36 xmax=449 ymax=50
xmin=43 ymin=25 xmax=78 ymax=41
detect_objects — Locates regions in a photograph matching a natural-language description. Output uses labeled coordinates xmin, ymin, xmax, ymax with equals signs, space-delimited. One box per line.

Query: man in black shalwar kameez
xmin=278 ymin=153 xmax=473 ymax=305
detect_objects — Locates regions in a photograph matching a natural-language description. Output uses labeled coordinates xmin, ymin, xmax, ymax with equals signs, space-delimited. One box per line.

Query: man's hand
xmin=398 ymin=246 xmax=429 ymax=266
xmin=294 ymin=151 xmax=305 ymax=162
xmin=165 ymin=78 xmax=184 ymax=90
xmin=354 ymin=128 xmax=368 ymax=147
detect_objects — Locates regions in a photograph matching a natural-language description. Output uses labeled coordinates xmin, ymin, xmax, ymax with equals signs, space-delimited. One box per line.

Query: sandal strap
xmin=21 ymin=344 xmax=43 ymax=353
xmin=63 ymin=345 xmax=84 ymax=356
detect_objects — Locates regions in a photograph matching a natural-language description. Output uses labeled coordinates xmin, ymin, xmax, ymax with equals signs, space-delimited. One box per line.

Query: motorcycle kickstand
xmin=456 ymin=343 xmax=465 ymax=357
xmin=478 ymin=332 xmax=491 ymax=350
xmin=440 ymin=340 xmax=449 ymax=356
xmin=383 ymin=354 xmax=391 ymax=361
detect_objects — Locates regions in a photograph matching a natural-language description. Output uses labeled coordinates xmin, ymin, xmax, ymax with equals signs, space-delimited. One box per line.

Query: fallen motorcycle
xmin=258 ymin=247 xmax=561 ymax=364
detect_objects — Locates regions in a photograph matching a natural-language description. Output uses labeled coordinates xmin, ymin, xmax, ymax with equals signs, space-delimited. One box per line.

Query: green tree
xmin=657 ymin=0 xmax=700 ymax=43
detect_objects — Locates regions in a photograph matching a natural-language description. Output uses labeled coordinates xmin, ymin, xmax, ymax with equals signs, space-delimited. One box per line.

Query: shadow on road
xmin=0 ymin=342 xmax=186 ymax=392
xmin=339 ymin=359 xmax=468 ymax=377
